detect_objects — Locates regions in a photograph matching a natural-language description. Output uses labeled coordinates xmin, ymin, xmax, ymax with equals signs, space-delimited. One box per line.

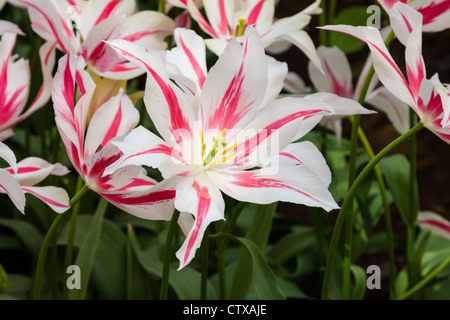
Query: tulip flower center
xmin=201 ymin=128 xmax=238 ymax=167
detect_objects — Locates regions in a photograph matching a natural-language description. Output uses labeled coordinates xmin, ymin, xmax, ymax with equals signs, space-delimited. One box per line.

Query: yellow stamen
xmin=221 ymin=143 xmax=239 ymax=155
xmin=209 ymin=152 xmax=236 ymax=166
xmin=200 ymin=130 xmax=206 ymax=156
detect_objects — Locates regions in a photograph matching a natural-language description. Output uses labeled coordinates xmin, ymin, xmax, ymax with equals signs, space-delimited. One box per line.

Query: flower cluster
xmin=2 ymin=0 xmax=450 ymax=301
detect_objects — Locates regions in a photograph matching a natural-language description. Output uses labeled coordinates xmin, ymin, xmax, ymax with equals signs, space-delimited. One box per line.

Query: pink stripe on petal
xmin=179 ymin=36 xmax=206 ymax=87
xmin=231 ymin=171 xmax=325 ymax=206
xmin=112 ymin=46 xmax=191 ymax=134
xmin=279 ymin=152 xmax=304 ymax=164
xmin=417 ymin=219 xmax=450 ymax=234
xmin=101 ymin=189 xmax=176 ymax=205
xmin=121 ymin=30 xmax=160 ymax=43
xmin=114 ymin=178 xmax=156 ymax=191
xmin=21 ymin=187 xmax=70 ymax=209
xmin=5 ymin=167 xmax=40 ymax=175
xmin=22 ymin=1 xmax=70 ymax=52
xmin=184 ymin=180 xmax=211 ymax=265
xmin=369 ymin=41 xmax=415 ymax=98
xmin=323 ymin=60 xmax=353 ymax=98
xmin=376 ymin=89 xmax=407 ymax=127
xmin=63 ymin=56 xmax=75 ymax=114
xmin=217 ymin=0 xmax=229 ymax=36
xmin=417 ymin=0 xmax=450 ymax=26
xmin=93 ymin=0 xmax=120 ymax=26
xmin=101 ymin=103 xmax=122 ymax=147
xmin=400 ymin=11 xmax=413 ymax=33
xmin=247 ymin=0 xmax=265 ymax=25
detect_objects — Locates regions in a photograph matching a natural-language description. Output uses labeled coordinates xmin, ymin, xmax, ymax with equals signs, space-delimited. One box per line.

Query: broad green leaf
xmin=127 ymin=225 xmax=218 ymax=299
xmin=424 ymin=277 xmax=450 ymax=299
xmin=395 ymin=268 xmax=409 ymax=298
xmin=58 ymin=213 xmax=127 ymax=299
xmin=379 ymin=154 xmax=418 ymax=228
xmin=329 ymin=6 xmax=373 ymax=54
xmin=276 ymin=277 xmax=312 ymax=300
xmin=229 ymin=203 xmax=277 ymax=299
xmin=421 ymin=233 xmax=450 ymax=278
xmin=267 ymin=226 xmax=316 ymax=266
xmin=68 ymin=199 xmax=108 ymax=300
xmin=212 ymin=232 xmax=285 ymax=300
xmin=0 ymin=217 xmax=43 ymax=258
xmin=125 ymin=239 xmax=155 ymax=300
xmin=2 ymin=274 xmax=32 ymax=300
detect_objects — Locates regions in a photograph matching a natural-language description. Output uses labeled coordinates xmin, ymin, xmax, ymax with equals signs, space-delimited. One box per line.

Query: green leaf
xmin=267 ymin=226 xmax=316 ymax=266
xmin=350 ymin=265 xmax=367 ymax=300
xmin=424 ymin=277 xmax=450 ymax=299
xmin=0 ymin=217 xmax=43 ymax=258
xmin=421 ymin=233 xmax=450 ymax=278
xmin=125 ymin=238 xmax=154 ymax=300
xmin=328 ymin=6 xmax=373 ymax=54
xmin=58 ymin=213 xmax=127 ymax=299
xmin=228 ymin=203 xmax=277 ymax=299
xmin=212 ymin=232 xmax=285 ymax=300
xmin=3 ymin=274 xmax=32 ymax=300
xmin=379 ymin=154 xmax=418 ymax=228
xmin=395 ymin=268 xmax=409 ymax=298
xmin=0 ymin=264 xmax=7 ymax=293
xmin=68 ymin=199 xmax=108 ymax=300
xmin=127 ymin=225 xmax=218 ymax=300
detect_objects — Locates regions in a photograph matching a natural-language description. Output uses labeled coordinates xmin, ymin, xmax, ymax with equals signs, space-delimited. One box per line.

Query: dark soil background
xmin=273 ymin=0 xmax=450 ymax=299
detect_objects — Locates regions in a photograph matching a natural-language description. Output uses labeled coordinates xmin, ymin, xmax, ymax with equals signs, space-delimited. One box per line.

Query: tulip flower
xmin=0 ymin=141 xmax=70 ymax=214
xmin=105 ymin=27 xmax=339 ymax=269
xmin=417 ymin=211 xmax=450 ymax=241
xmin=378 ymin=0 xmax=450 ymax=32
xmin=284 ymin=46 xmax=377 ymax=142
xmin=0 ymin=20 xmax=55 ymax=140
xmin=173 ymin=0 xmax=323 ymax=69
xmin=9 ymin=0 xmax=175 ymax=80
xmin=52 ymin=53 xmax=176 ymax=220
xmin=321 ymin=3 xmax=450 ymax=144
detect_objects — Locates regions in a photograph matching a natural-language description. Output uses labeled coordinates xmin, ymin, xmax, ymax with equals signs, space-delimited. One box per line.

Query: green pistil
xmin=203 ymin=136 xmax=226 ymax=166
xmin=236 ymin=18 xmax=247 ymax=37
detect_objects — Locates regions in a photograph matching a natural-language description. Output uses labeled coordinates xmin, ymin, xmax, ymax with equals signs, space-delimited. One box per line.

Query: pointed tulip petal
xmin=166 ymin=28 xmax=207 ymax=91
xmin=320 ymin=24 xmax=416 ymax=108
xmin=21 ymin=186 xmax=70 ymax=213
xmin=174 ymin=173 xmax=225 ymax=269
xmin=84 ymin=90 xmax=139 ymax=158
xmin=417 ymin=211 xmax=450 ymax=241
xmin=202 ymin=27 xmax=268 ymax=132
xmin=106 ymin=39 xmax=195 ymax=142
xmin=207 ymin=161 xmax=338 ymax=212
xmin=366 ymin=86 xmax=410 ymax=134
xmin=308 ymin=46 xmax=353 ymax=98
xmin=0 ymin=169 xmax=25 ymax=213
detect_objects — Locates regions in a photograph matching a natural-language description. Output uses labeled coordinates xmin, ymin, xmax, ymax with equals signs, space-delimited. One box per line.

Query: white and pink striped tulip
xmin=321 ymin=3 xmax=450 ymax=144
xmin=378 ymin=0 xmax=450 ymax=33
xmin=0 ymin=20 xmax=55 ymax=140
xmin=105 ymin=27 xmax=339 ymax=269
xmin=9 ymin=0 xmax=175 ymax=80
xmin=0 ymin=142 xmax=70 ymax=214
xmin=176 ymin=0 xmax=323 ymax=70
xmin=284 ymin=45 xmax=376 ymax=142
xmin=51 ymin=53 xmax=176 ymax=221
